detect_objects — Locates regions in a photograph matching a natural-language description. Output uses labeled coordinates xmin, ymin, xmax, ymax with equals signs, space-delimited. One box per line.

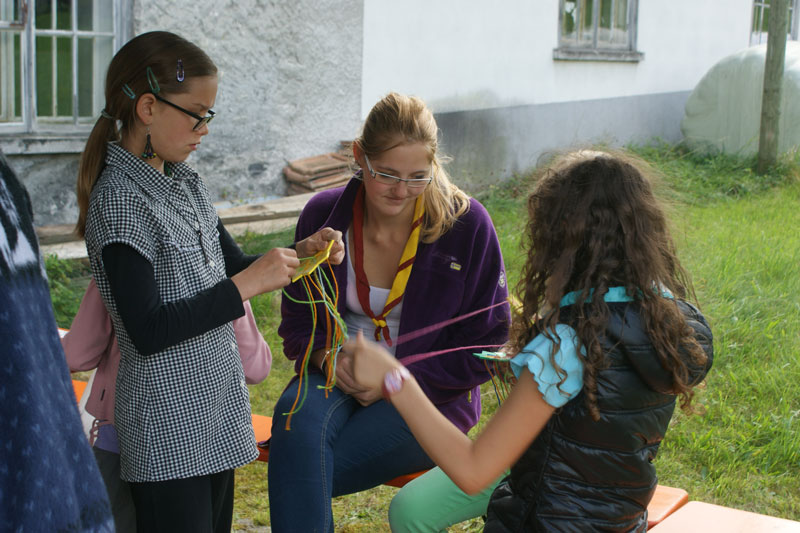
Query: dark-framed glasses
xmin=153 ymin=93 xmax=215 ymax=130
xmin=364 ymin=154 xmax=432 ymax=189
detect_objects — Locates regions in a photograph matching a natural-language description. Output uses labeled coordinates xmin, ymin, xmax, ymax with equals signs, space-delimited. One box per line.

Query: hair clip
xmin=176 ymin=59 xmax=185 ymax=82
xmin=146 ymin=66 xmax=160 ymax=94
xmin=100 ymin=109 xmax=113 ymax=119
xmin=121 ymin=84 xmax=136 ymax=99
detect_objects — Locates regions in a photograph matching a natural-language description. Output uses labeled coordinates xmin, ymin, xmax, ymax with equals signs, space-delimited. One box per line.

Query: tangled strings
xmin=282 ymin=259 xmax=348 ymax=430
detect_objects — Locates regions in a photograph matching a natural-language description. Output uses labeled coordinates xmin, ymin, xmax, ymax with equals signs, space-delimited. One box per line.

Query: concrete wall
xmin=437 ymin=90 xmax=691 ymax=188
xmin=5 ymin=0 xmax=363 ymax=226
xmin=362 ymin=0 xmax=754 ymax=187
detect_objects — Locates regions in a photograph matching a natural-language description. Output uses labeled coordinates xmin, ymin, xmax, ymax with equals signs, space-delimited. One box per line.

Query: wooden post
xmin=757 ymin=0 xmax=790 ymax=174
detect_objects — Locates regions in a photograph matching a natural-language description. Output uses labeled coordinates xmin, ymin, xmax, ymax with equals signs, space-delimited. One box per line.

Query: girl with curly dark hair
xmin=349 ymin=149 xmax=714 ymax=532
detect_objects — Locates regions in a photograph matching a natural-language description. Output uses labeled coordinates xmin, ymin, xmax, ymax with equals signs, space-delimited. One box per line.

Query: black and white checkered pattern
xmin=85 ymin=143 xmax=257 ymax=482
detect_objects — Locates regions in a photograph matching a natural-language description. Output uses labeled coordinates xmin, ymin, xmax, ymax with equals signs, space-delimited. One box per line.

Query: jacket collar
xmin=320 ymin=175 xmax=363 ymax=231
xmin=104 ymin=142 xmax=198 ymax=200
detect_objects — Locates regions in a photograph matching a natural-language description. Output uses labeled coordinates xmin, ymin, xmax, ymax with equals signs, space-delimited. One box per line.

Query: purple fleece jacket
xmin=279 ymin=177 xmax=510 ymax=433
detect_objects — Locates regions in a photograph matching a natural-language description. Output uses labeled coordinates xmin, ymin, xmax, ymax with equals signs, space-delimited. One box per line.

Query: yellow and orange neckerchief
xmin=351 ymin=185 xmax=425 ymax=347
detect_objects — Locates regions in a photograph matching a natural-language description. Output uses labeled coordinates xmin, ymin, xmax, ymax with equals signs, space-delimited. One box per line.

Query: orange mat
xmin=72 ymin=379 xmax=87 ymax=403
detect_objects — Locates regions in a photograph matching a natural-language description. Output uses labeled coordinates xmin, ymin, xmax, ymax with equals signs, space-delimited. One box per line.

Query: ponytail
xmin=75 ymin=116 xmax=119 ymax=237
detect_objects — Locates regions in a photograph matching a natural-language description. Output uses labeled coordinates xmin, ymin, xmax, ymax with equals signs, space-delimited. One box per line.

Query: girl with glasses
xmin=269 ymin=92 xmax=511 ymax=532
xmin=75 ymin=31 xmax=343 ymax=532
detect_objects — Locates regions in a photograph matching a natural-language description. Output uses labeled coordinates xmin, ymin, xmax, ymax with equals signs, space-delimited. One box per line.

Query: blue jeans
xmin=268 ymin=373 xmax=434 ymax=533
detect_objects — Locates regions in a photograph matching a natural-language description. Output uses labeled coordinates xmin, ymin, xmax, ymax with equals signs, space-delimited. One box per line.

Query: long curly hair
xmin=509 ymin=150 xmax=708 ymax=420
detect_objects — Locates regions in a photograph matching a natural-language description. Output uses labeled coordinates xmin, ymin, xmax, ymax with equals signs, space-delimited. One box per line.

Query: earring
xmin=141 ymin=127 xmax=157 ymax=159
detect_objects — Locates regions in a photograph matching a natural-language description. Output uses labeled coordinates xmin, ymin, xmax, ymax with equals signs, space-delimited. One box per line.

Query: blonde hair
xmin=75 ymin=31 xmax=217 ymax=237
xmin=354 ymin=92 xmax=469 ymax=243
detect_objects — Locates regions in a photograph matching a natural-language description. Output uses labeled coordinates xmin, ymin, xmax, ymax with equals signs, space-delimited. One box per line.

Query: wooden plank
xmin=217 ymin=192 xmax=313 ymax=225
xmin=35 ymin=193 xmax=314 ymax=247
xmin=36 ymin=223 xmax=79 ymax=245
xmin=288 ymin=153 xmax=349 ymax=176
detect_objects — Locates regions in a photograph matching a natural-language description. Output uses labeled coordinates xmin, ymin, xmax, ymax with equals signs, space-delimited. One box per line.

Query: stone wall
xmin=135 ymin=0 xmax=364 ymax=205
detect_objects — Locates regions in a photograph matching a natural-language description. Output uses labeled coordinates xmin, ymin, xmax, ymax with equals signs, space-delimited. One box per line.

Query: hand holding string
xmin=232 ymin=247 xmax=299 ymax=301
xmin=296 ymin=227 xmax=344 ymax=265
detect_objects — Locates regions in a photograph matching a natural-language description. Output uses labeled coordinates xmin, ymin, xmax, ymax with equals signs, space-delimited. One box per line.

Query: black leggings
xmin=129 ymin=469 xmax=235 ymax=533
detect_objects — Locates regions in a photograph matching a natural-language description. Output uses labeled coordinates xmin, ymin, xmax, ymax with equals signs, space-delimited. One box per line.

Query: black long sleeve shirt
xmin=101 ymin=219 xmax=259 ymax=355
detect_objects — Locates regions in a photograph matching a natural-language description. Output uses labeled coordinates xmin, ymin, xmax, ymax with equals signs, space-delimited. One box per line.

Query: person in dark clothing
xmin=0 ymin=149 xmax=113 ymax=532
xmin=348 ymin=149 xmax=714 ymax=532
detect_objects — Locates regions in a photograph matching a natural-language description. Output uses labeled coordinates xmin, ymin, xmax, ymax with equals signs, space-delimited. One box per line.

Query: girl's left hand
xmin=296 ymin=227 xmax=345 ymax=265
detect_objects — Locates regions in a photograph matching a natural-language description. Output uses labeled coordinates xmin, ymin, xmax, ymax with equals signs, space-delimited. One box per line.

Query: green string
xmin=281 ymin=265 xmax=348 ymax=417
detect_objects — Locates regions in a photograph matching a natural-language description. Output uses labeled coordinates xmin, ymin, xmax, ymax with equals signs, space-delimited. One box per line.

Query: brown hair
xmin=510 ymin=149 xmax=708 ymax=420
xmin=75 ymin=31 xmax=217 ymax=236
xmin=354 ymin=92 xmax=470 ymax=243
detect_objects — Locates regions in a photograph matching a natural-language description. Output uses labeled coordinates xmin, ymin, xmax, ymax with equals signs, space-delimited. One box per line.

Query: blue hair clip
xmin=176 ymin=59 xmax=185 ymax=82
xmin=121 ymin=84 xmax=136 ymax=99
xmin=146 ymin=66 xmax=160 ymax=94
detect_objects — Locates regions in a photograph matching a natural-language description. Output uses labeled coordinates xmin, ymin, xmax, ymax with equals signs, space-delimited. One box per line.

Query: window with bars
xmin=751 ymin=0 xmax=800 ymax=45
xmin=0 ymin=0 xmax=123 ymax=134
xmin=554 ymin=0 xmax=643 ymax=62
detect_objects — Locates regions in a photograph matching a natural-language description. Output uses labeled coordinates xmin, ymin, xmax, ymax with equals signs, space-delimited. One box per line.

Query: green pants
xmin=389 ymin=467 xmax=504 ymax=532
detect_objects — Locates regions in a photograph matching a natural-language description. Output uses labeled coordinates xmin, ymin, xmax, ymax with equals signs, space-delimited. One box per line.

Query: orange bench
xmin=647 ymin=485 xmax=688 ymax=529
xmin=72 ymin=380 xmax=690 ymax=520
xmin=73 ymin=380 xmax=425 ymax=487
xmin=649 ymin=501 xmax=800 ymax=532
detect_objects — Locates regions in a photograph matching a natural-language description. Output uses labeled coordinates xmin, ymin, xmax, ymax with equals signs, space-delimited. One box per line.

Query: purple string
xmin=399 ymin=344 xmax=505 ymax=366
xmin=393 ymin=300 xmax=509 ymax=347
xmin=391 ymin=299 xmax=510 ymax=366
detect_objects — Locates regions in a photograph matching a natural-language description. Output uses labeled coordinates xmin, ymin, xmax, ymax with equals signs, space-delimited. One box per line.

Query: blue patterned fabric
xmin=510 ymin=324 xmax=584 ymax=408
xmin=511 ymin=287 xmax=638 ymax=408
xmin=0 ymin=152 xmax=113 ymax=531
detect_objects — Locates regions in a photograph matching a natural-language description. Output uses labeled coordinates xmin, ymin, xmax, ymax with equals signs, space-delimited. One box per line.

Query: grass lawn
xmin=47 ymin=145 xmax=800 ymax=531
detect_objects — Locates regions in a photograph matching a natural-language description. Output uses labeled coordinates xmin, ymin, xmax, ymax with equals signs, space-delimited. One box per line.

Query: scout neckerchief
xmin=351 ymin=185 xmax=424 ymax=347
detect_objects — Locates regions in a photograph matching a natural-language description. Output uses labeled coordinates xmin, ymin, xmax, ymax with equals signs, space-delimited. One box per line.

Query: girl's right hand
xmin=231 ymin=247 xmax=300 ymax=300
xmin=345 ymin=331 xmax=403 ymax=391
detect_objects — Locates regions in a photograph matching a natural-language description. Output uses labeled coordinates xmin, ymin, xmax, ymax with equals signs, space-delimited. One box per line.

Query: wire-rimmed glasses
xmin=364 ymin=154 xmax=433 ymax=189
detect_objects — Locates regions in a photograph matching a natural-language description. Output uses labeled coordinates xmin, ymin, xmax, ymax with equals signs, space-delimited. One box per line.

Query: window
xmin=554 ymin=0 xmax=643 ymax=62
xmin=0 ymin=0 xmax=125 ymax=137
xmin=751 ymin=0 xmax=800 ymax=45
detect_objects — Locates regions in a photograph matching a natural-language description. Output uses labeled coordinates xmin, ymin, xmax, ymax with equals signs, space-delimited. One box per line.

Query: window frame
xmin=553 ymin=0 xmax=644 ymax=63
xmin=751 ymin=0 xmax=800 ymax=46
xmin=0 ymin=0 xmax=130 ymax=152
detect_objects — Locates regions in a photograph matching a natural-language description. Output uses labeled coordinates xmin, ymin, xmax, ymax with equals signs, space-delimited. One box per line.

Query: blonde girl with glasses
xmin=269 ymin=92 xmax=511 ymax=532
xmin=76 ymin=31 xmax=342 ymax=532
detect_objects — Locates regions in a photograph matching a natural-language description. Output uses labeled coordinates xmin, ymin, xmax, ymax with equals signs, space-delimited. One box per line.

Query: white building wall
xmin=363 ymin=0 xmax=752 ymax=114
xmin=361 ymin=0 xmax=754 ymax=185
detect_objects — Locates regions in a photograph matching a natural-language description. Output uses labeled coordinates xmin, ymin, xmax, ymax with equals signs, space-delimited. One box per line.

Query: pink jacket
xmin=62 ymin=279 xmax=271 ymax=424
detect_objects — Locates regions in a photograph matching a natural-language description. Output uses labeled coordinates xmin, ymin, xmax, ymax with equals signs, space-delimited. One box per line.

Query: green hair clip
xmin=121 ymin=84 xmax=136 ymax=99
xmin=146 ymin=66 xmax=160 ymax=94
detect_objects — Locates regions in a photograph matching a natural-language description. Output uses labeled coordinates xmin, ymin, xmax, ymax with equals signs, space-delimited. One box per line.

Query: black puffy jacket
xmin=484 ymin=300 xmax=713 ymax=532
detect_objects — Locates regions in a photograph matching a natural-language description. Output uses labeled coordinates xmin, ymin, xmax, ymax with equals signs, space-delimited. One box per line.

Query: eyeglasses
xmin=153 ymin=93 xmax=215 ymax=131
xmin=363 ymin=154 xmax=432 ymax=189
